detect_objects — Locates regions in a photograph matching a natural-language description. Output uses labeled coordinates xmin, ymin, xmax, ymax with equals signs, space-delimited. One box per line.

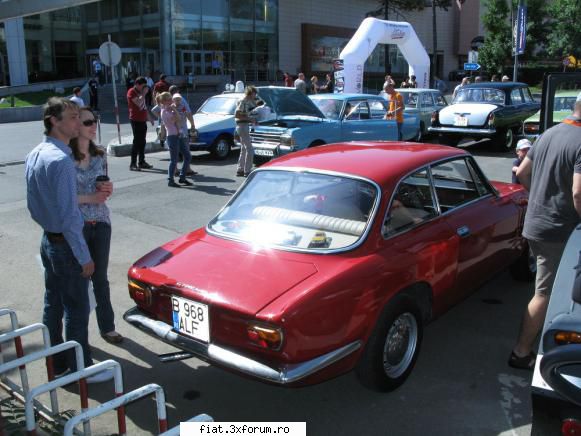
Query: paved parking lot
xmin=0 ymin=121 xmax=536 ymax=435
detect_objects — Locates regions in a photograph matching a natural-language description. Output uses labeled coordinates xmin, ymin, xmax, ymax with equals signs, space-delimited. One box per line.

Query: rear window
xmin=453 ymin=88 xmax=505 ymax=104
xmin=208 ymin=170 xmax=379 ymax=251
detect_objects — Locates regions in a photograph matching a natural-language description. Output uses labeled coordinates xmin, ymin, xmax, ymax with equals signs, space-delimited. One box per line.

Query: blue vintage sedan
xmin=251 ymin=87 xmax=420 ymax=163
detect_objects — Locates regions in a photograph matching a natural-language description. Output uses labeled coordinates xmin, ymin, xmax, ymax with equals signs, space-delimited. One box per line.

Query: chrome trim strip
xmin=124 ymin=307 xmax=361 ymax=384
xmin=427 ymin=126 xmax=497 ymax=135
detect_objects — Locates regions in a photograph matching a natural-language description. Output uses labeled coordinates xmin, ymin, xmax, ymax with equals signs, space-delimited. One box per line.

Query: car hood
xmin=192 ymin=112 xmax=233 ymax=132
xmin=525 ymin=110 xmax=572 ymax=124
xmin=131 ymin=233 xmax=318 ymax=315
xmin=257 ymin=87 xmax=325 ymax=119
xmin=439 ymin=103 xmax=498 ymax=126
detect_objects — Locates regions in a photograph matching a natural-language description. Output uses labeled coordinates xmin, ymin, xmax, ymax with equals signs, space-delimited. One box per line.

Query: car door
xmin=430 ymin=157 xmax=521 ymax=301
xmin=341 ymin=99 xmax=397 ymax=141
xmin=419 ymin=92 xmax=435 ymax=129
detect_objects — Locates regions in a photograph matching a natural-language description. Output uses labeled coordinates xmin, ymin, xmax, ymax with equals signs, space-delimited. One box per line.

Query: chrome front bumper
xmin=428 ymin=126 xmax=497 ymax=136
xmin=123 ymin=306 xmax=361 ymax=384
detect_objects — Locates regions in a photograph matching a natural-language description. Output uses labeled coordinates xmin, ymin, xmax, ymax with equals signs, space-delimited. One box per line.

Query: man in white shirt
xmin=70 ymin=87 xmax=85 ymax=107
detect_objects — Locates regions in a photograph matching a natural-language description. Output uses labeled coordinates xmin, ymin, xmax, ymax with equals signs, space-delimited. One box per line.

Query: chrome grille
xmin=251 ymin=131 xmax=282 ymax=146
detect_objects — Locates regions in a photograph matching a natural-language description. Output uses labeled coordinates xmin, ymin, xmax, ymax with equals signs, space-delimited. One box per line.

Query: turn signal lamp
xmin=524 ymin=123 xmax=539 ymax=134
xmin=247 ymin=324 xmax=283 ymax=350
xmin=554 ymin=331 xmax=581 ymax=345
xmin=128 ymin=279 xmax=152 ymax=306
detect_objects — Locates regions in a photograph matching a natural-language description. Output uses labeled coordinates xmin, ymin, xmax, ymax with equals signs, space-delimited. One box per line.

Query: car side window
xmin=369 ymin=100 xmax=388 ymax=119
xmin=511 ymin=88 xmax=524 ymax=104
xmin=345 ymin=101 xmax=370 ymax=120
xmin=421 ymin=93 xmax=434 ymax=107
xmin=383 ymin=168 xmax=437 ymax=237
xmin=523 ymin=87 xmax=535 ymax=103
xmin=430 ymin=158 xmax=482 ymax=213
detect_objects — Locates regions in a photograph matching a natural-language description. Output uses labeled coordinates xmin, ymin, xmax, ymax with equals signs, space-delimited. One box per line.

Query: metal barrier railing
xmin=64 ymin=383 xmax=213 ymax=436
xmin=0 ymin=308 xmax=212 ymax=435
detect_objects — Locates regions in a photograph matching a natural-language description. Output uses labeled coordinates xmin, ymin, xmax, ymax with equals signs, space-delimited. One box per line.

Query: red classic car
xmin=124 ymin=143 xmax=532 ymax=391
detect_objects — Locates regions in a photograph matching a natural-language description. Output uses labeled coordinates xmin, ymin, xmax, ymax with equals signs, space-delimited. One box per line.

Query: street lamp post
xmin=384 ymin=0 xmax=390 ymax=77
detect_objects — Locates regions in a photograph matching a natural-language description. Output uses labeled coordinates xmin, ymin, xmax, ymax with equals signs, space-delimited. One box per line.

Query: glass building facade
xmin=12 ymin=0 xmax=278 ymax=84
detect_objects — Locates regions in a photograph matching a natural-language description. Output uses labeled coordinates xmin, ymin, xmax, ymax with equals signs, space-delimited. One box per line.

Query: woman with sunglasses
xmin=69 ymin=107 xmax=123 ymax=345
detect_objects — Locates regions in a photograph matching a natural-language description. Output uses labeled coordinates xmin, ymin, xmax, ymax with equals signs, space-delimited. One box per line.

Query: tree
xmin=479 ymin=0 xmax=512 ymax=74
xmin=546 ymin=0 xmax=581 ymax=59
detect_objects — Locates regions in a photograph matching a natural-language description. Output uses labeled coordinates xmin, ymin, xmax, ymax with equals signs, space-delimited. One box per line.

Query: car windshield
xmin=208 ymin=170 xmax=378 ymax=251
xmin=453 ymin=88 xmax=505 ymax=104
xmin=310 ymin=98 xmax=343 ymax=120
xmin=197 ymin=96 xmax=239 ymax=115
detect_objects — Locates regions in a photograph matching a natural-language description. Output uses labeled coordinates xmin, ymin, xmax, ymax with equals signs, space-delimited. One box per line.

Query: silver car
xmin=380 ymin=88 xmax=447 ymax=141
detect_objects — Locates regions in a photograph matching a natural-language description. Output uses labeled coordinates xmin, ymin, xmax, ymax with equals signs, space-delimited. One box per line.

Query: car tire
xmin=308 ymin=140 xmax=325 ymax=148
xmin=493 ymin=128 xmax=515 ymax=151
xmin=211 ymin=135 xmax=233 ymax=160
xmin=356 ymin=295 xmax=423 ymax=391
xmin=414 ymin=122 xmax=425 ymax=142
xmin=439 ymin=134 xmax=460 ymax=147
xmin=510 ymin=245 xmax=536 ymax=282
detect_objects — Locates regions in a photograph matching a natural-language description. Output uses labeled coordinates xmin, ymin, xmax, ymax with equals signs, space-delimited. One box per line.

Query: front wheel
xmin=211 ymin=136 xmax=233 ymax=160
xmin=356 ymin=296 xmax=423 ymax=391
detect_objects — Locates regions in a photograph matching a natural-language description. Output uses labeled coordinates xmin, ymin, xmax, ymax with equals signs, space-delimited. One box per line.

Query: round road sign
xmin=99 ymin=41 xmax=122 ymax=67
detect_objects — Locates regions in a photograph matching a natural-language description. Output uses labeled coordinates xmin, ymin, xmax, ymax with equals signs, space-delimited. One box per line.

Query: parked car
xmin=528 ymin=72 xmax=581 ymax=435
xmin=380 ymin=88 xmax=448 ymax=141
xmin=187 ymin=92 xmax=242 ymax=159
xmin=523 ymin=90 xmax=578 ymax=140
xmin=250 ymin=87 xmax=420 ymax=164
xmin=428 ymin=82 xmax=540 ymax=151
xmin=124 ymin=142 xmax=533 ymax=391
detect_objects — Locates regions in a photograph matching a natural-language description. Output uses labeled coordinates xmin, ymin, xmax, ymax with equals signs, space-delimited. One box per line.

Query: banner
xmin=514 ymin=5 xmax=527 ymax=55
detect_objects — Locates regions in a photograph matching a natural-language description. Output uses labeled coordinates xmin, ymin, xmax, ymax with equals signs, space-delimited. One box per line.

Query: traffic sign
xmin=464 ymin=63 xmax=481 ymax=71
xmin=98 ymin=41 xmax=121 ymax=67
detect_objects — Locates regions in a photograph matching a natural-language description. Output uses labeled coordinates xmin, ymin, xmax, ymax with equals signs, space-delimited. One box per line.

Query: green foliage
xmin=523 ymin=0 xmax=548 ymax=58
xmin=479 ymin=0 xmax=512 ymax=74
xmin=376 ymin=0 xmax=452 ymax=13
xmin=546 ymin=0 xmax=581 ymax=58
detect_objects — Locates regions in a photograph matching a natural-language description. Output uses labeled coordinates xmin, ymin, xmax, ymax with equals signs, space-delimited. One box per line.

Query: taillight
xmin=554 ymin=331 xmax=581 ymax=345
xmin=562 ymin=419 xmax=581 ymax=435
xmin=128 ymin=279 xmax=153 ymax=306
xmin=487 ymin=112 xmax=495 ymax=126
xmin=247 ymin=324 xmax=283 ymax=350
xmin=524 ymin=123 xmax=539 ymax=134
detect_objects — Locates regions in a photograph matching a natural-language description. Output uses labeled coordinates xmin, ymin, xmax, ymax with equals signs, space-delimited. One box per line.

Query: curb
xmin=106 ymin=132 xmax=165 ymax=157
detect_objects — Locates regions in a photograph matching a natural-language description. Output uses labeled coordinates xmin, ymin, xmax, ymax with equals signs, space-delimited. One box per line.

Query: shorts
xmin=529 ymin=239 xmax=568 ymax=297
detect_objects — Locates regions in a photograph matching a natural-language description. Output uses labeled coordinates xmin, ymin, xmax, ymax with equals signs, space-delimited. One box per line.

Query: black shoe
xmin=508 ymin=351 xmax=536 ymax=370
xmin=139 ymin=162 xmax=153 ymax=169
xmin=168 ymin=180 xmax=180 ymax=188
xmin=129 ymin=164 xmax=141 ymax=171
xmin=236 ymin=171 xmax=245 ymax=177
xmin=179 ymin=178 xmax=194 ymax=186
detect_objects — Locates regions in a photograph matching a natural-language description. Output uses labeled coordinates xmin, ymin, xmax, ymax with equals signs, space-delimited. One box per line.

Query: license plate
xmin=255 ymin=149 xmax=274 ymax=157
xmin=171 ymin=296 xmax=210 ymax=342
xmin=454 ymin=115 xmax=468 ymax=127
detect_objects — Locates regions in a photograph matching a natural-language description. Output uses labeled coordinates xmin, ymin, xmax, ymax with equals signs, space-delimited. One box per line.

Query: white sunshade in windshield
xmin=208 ymin=170 xmax=379 ymax=251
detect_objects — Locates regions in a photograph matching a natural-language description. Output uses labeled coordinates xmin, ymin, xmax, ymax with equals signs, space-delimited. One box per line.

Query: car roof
xmin=264 ymin=143 xmax=468 ymax=189
xmin=395 ymin=88 xmax=441 ymax=93
xmin=310 ymin=93 xmax=384 ymax=100
xmin=462 ymin=82 xmax=529 ymax=89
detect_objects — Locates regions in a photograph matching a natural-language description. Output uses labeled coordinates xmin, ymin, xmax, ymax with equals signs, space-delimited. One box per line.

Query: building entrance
xmin=179 ymin=50 xmax=223 ymax=75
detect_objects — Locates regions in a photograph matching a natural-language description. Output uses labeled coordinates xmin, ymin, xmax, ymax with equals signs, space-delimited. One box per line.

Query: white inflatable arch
xmin=336 ymin=18 xmax=430 ymax=93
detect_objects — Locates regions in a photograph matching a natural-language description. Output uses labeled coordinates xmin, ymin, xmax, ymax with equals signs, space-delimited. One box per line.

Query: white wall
xmin=278 ymin=0 xmax=458 ymax=79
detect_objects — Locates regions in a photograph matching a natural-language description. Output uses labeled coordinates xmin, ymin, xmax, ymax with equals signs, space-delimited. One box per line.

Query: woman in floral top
xmin=69 ymin=107 xmax=123 ymax=344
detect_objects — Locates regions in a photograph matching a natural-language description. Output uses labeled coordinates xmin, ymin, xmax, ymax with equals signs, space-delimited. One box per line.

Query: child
xmin=512 ymin=139 xmax=532 ymax=184
xmin=150 ymin=94 xmax=165 ymax=148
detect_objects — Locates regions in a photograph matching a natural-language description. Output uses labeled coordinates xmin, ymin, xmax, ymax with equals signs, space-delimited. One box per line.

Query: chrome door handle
xmin=457 ymin=226 xmax=470 ymax=238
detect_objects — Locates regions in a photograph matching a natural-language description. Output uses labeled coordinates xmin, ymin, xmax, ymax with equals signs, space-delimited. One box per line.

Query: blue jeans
xmin=40 ymin=233 xmax=92 ymax=371
xmin=83 ymin=222 xmax=115 ymax=334
xmin=167 ymin=135 xmax=191 ymax=180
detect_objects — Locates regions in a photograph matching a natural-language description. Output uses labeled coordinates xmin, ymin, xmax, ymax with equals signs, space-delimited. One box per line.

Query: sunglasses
xmin=82 ymin=119 xmax=98 ymax=126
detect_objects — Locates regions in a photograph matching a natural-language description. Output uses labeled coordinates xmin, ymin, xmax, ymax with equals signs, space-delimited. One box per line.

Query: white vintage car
xmin=428 ymin=82 xmax=539 ymax=151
